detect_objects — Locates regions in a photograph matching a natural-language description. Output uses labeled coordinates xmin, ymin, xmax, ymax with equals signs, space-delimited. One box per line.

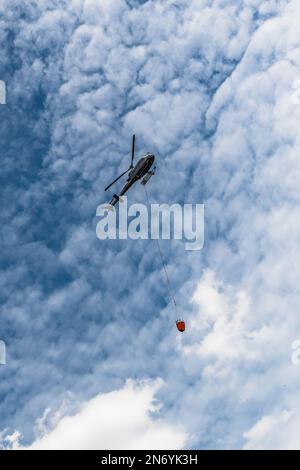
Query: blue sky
xmin=1 ymin=0 xmax=300 ymax=449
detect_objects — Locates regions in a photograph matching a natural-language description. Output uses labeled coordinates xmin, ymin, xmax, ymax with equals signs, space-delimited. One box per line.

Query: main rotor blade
xmin=104 ymin=168 xmax=130 ymax=191
xmin=130 ymin=134 xmax=135 ymax=168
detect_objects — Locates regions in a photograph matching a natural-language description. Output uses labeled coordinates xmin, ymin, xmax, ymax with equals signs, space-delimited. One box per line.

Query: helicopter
xmin=105 ymin=134 xmax=156 ymax=207
xmin=103 ymin=136 xmax=185 ymax=333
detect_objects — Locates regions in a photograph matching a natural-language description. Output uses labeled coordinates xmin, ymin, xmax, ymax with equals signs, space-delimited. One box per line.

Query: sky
xmin=1 ymin=0 xmax=300 ymax=450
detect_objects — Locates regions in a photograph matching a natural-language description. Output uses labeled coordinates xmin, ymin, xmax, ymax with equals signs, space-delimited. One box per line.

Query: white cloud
xmin=243 ymin=408 xmax=300 ymax=450
xmin=5 ymin=380 xmax=188 ymax=450
xmin=185 ymin=270 xmax=260 ymax=365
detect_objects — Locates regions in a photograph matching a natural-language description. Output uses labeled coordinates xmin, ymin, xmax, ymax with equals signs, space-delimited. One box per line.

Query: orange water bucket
xmin=176 ymin=319 xmax=185 ymax=332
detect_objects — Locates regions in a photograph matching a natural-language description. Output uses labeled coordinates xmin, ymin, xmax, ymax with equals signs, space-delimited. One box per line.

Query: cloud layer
xmin=1 ymin=0 xmax=300 ymax=449
xmin=2 ymin=380 xmax=187 ymax=450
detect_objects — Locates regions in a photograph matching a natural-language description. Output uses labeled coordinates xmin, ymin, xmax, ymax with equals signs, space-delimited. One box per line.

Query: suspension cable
xmin=144 ymin=185 xmax=179 ymax=317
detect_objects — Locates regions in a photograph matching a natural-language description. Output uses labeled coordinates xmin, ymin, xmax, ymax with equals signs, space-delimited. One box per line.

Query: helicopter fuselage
xmin=110 ymin=154 xmax=155 ymax=205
